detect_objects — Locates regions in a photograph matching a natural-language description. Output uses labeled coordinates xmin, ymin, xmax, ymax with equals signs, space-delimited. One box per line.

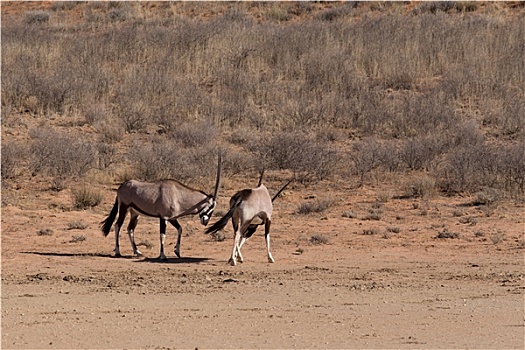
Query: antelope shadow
xmin=138 ymin=256 xmax=210 ymax=264
xmin=21 ymin=251 xmax=114 ymax=258
xmin=21 ymin=251 xmax=211 ymax=264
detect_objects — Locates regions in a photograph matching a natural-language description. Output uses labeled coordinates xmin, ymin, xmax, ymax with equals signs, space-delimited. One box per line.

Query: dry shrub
xmin=310 ymin=234 xmax=329 ymax=245
xmin=37 ymin=228 xmax=53 ymax=236
xmin=347 ymin=138 xmax=389 ymax=185
xmin=29 ymin=128 xmax=97 ymax=179
xmin=95 ymin=121 xmax=124 ymax=144
xmin=248 ymin=131 xmax=340 ymax=183
xmin=96 ymin=143 xmax=117 ymax=170
xmin=72 ymin=186 xmax=103 ymax=209
xmin=1 ymin=141 xmax=27 ymax=180
xmin=402 ymin=175 xmax=437 ymax=199
xmin=221 ymin=147 xmax=254 ymax=177
xmin=473 ymin=188 xmax=501 ymax=206
xmin=171 ymin=121 xmax=217 ymax=148
xmin=67 ymin=221 xmax=89 ymax=230
xmin=2 ymin=3 xmax=524 ymax=198
xmin=498 ymin=141 xmax=525 ymax=193
xmin=84 ymin=103 xmax=111 ymax=126
xmin=129 ymin=137 xmax=218 ymax=183
xmin=436 ymin=229 xmax=460 ymax=239
xmin=399 ymin=136 xmax=446 ymax=171
xmin=25 ymin=11 xmax=50 ymax=25
xmin=296 ymin=199 xmax=335 ymax=215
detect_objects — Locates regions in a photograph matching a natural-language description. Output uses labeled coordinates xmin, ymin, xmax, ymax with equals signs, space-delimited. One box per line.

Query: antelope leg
xmin=169 ymin=219 xmax=182 ymax=258
xmin=265 ymin=219 xmax=275 ymax=263
xmin=159 ymin=219 xmax=167 ymax=260
xmin=127 ymin=213 xmax=142 ymax=256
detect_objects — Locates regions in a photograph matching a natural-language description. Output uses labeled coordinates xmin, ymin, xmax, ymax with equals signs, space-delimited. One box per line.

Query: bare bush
xmin=72 ymin=186 xmax=103 ymax=209
xmin=498 ymin=141 xmax=525 ymax=193
xmin=402 ymin=175 xmax=437 ymax=199
xmin=1 ymin=141 xmax=27 ymax=180
xmin=347 ymin=138 xmax=389 ymax=185
xmin=129 ymin=138 xmax=217 ymax=183
xmin=171 ymin=121 xmax=217 ymax=148
xmin=2 ymin=3 xmax=524 ymax=197
xmin=37 ymin=228 xmax=53 ymax=236
xmin=248 ymin=132 xmax=340 ymax=183
xmin=399 ymin=136 xmax=446 ymax=171
xmin=296 ymin=199 xmax=335 ymax=215
xmin=96 ymin=143 xmax=117 ymax=170
xmin=25 ymin=11 xmax=50 ymax=25
xmin=84 ymin=103 xmax=111 ymax=126
xmin=438 ymin=141 xmax=501 ymax=194
xmin=67 ymin=221 xmax=89 ymax=230
xmin=310 ymin=234 xmax=329 ymax=245
xmin=436 ymin=229 xmax=460 ymax=239
xmin=29 ymin=128 xmax=97 ymax=180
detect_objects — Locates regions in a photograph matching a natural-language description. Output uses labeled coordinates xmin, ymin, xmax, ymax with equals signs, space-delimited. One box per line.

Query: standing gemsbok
xmin=101 ymin=154 xmax=221 ymax=260
xmin=205 ymin=171 xmax=291 ymax=266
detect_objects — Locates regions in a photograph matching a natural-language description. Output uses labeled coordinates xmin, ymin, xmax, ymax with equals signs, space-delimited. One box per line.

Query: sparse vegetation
xmin=70 ymin=235 xmax=87 ymax=243
xmin=387 ymin=227 xmax=401 ymax=234
xmin=209 ymin=230 xmax=227 ymax=242
xmin=310 ymin=234 xmax=329 ymax=245
xmin=137 ymin=240 xmax=153 ymax=250
xmin=72 ymin=186 xmax=103 ymax=209
xmin=342 ymin=210 xmax=358 ymax=219
xmin=489 ymin=232 xmax=506 ymax=245
xmin=37 ymin=228 xmax=53 ymax=236
xmin=436 ymin=229 xmax=460 ymax=239
xmin=362 ymin=228 xmax=380 ymax=235
xmin=296 ymin=199 xmax=335 ymax=215
xmin=1 ymin=141 xmax=26 ymax=180
xmin=364 ymin=209 xmax=382 ymax=221
xmin=402 ymin=175 xmax=437 ymax=199
xmin=67 ymin=221 xmax=89 ymax=230
xmin=1 ymin=2 xmax=523 ymax=237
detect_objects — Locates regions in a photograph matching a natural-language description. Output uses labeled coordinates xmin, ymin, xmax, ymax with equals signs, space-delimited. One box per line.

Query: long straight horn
xmin=213 ymin=151 xmax=222 ymax=201
xmin=257 ymin=168 xmax=265 ymax=187
xmin=272 ymin=178 xmax=293 ymax=202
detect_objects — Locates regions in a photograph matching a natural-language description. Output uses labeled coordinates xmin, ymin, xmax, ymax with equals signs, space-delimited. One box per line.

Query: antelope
xmin=205 ymin=171 xmax=291 ymax=266
xmin=101 ymin=154 xmax=221 ymax=260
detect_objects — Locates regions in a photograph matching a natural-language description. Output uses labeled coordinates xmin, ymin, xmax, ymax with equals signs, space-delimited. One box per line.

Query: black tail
xmin=205 ymin=202 xmax=238 ymax=235
xmin=101 ymin=198 xmax=118 ymax=236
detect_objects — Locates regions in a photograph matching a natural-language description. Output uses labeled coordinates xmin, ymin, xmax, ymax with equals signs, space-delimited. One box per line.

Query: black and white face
xmin=199 ymin=199 xmax=216 ymax=226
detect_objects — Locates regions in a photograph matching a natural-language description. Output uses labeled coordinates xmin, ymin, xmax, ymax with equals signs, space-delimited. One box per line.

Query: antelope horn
xmin=257 ymin=168 xmax=265 ymax=187
xmin=272 ymin=178 xmax=293 ymax=202
xmin=213 ymin=151 xmax=222 ymax=201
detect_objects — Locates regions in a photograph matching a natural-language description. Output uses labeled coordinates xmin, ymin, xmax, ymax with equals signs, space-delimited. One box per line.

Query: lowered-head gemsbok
xmin=101 ymin=153 xmax=222 ymax=260
xmin=205 ymin=171 xmax=292 ymax=266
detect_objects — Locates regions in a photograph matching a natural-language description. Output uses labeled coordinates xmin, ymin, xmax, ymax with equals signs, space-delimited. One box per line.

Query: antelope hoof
xmin=134 ymin=250 xmax=143 ymax=257
xmin=268 ymin=256 xmax=275 ymax=263
xmin=228 ymin=257 xmax=237 ymax=266
xmin=158 ymin=254 xmax=168 ymax=261
xmin=175 ymin=250 xmax=181 ymax=258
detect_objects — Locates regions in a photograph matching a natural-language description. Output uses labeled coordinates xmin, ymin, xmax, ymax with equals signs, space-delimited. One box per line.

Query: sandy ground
xmin=1 ymin=180 xmax=524 ymax=349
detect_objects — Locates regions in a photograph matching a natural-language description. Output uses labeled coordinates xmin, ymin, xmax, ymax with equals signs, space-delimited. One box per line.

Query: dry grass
xmin=1 ymin=2 xmax=524 ymax=198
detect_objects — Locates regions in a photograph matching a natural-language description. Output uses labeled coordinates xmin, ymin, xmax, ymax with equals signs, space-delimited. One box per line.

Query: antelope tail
xmin=101 ymin=198 xmax=118 ymax=236
xmin=205 ymin=198 xmax=242 ymax=235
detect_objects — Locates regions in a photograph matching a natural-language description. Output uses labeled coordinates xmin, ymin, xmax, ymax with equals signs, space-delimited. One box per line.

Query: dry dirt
xmin=1 ymin=177 xmax=524 ymax=349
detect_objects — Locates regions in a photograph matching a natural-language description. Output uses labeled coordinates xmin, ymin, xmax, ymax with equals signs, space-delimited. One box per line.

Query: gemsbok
xmin=101 ymin=154 xmax=222 ymax=260
xmin=205 ymin=171 xmax=291 ymax=266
